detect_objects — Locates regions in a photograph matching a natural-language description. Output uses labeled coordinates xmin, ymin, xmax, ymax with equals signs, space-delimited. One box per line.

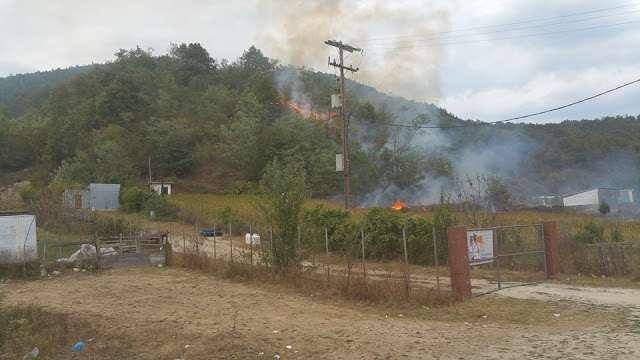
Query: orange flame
xmin=391 ymin=200 xmax=406 ymax=211
xmin=274 ymin=100 xmax=338 ymax=124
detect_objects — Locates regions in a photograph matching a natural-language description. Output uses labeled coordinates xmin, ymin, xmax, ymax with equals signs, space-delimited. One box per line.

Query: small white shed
xmin=0 ymin=213 xmax=37 ymax=264
xmin=149 ymin=181 xmax=172 ymax=196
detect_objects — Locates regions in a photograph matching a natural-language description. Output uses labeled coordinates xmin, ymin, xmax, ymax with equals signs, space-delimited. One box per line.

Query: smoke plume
xmin=255 ymin=0 xmax=452 ymax=105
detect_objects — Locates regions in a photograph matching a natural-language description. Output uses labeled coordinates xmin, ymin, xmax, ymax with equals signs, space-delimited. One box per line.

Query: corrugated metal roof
xmin=89 ymin=183 xmax=121 ymax=191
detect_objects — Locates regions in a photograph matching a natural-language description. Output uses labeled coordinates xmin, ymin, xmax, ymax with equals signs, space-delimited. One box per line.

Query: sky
xmin=1 ymin=0 xmax=639 ymax=124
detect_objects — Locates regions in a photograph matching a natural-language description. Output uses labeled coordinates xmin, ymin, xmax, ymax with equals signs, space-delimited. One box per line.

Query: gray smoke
xmin=254 ymin=0 xmax=452 ymax=105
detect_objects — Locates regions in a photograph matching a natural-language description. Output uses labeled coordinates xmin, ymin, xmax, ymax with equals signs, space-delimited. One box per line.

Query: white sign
xmin=467 ymin=229 xmax=494 ymax=265
xmin=336 ymin=154 xmax=344 ymax=172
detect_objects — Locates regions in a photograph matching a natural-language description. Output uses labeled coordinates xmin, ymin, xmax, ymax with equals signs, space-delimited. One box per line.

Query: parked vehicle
xmin=200 ymin=229 xmax=222 ymax=237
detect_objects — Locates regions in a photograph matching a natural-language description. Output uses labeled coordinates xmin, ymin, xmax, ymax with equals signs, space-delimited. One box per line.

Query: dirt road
xmin=1 ymin=267 xmax=639 ymax=359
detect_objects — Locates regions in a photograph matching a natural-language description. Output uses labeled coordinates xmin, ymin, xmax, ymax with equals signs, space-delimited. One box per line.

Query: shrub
xmin=362 ymin=207 xmax=403 ymax=260
xmin=573 ymin=221 xmax=604 ymax=244
xmin=611 ymin=228 xmax=623 ymax=242
xmin=120 ymin=187 xmax=153 ymax=213
xmin=143 ymin=195 xmax=180 ymax=220
xmin=300 ymin=204 xmax=350 ymax=252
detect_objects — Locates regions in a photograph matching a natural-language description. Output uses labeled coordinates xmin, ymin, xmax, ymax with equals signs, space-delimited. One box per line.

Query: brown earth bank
xmin=1 ymin=267 xmax=639 ymax=359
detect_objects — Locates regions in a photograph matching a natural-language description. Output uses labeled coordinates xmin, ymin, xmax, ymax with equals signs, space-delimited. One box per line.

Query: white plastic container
xmin=245 ymin=233 xmax=260 ymax=245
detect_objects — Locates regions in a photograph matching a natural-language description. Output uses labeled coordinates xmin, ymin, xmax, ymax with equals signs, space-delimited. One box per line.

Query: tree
xmin=258 ymin=158 xmax=310 ymax=268
xmin=447 ymin=173 xmax=510 ymax=228
xmin=599 ymin=199 xmax=611 ymax=215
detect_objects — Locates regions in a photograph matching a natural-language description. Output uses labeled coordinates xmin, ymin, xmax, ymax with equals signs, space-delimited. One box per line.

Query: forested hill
xmin=0 ymin=65 xmax=92 ymax=117
xmin=1 ymin=44 xmax=639 ymax=205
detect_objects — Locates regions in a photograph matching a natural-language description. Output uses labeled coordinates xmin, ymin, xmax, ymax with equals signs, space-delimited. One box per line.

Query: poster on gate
xmin=467 ymin=229 xmax=494 ymax=265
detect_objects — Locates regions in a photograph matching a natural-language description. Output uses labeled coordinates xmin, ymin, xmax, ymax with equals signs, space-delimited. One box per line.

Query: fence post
xmin=543 ymin=221 xmax=559 ymax=280
xmin=229 ymin=222 xmax=233 ymax=265
xmin=42 ymin=242 xmax=46 ymax=272
xmin=298 ymin=224 xmax=302 ymax=266
xmin=95 ymin=232 xmax=101 ymax=263
xmin=213 ymin=222 xmax=217 ymax=260
xmin=119 ymin=233 xmax=123 ymax=255
xmin=58 ymin=233 xmax=62 ymax=261
xmin=403 ymin=228 xmax=411 ymax=298
xmin=250 ymin=223 xmax=253 ymax=276
xmin=182 ymin=221 xmax=186 ymax=267
xmin=325 ymin=226 xmax=330 ymax=287
xmin=169 ymin=222 xmax=172 ymax=248
xmin=361 ymin=227 xmax=366 ymax=284
xmin=432 ymin=227 xmax=440 ymax=291
xmin=195 ymin=221 xmax=199 ymax=258
xmin=447 ymin=226 xmax=472 ymax=301
xmin=270 ymin=224 xmax=274 ymax=269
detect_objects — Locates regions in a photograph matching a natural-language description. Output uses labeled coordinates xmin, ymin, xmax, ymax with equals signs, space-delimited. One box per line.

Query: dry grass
xmin=0 ymin=303 xmax=98 ymax=359
xmin=172 ymin=250 xmax=454 ymax=309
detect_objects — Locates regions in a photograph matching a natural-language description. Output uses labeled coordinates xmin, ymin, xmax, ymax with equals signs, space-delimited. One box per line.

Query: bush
xmin=120 ymin=187 xmax=153 ymax=213
xmin=300 ymin=204 xmax=350 ymax=252
xmin=143 ymin=195 xmax=180 ymax=220
xmin=362 ymin=207 xmax=403 ymax=260
xmin=573 ymin=221 xmax=604 ymax=244
xmin=611 ymin=228 xmax=623 ymax=242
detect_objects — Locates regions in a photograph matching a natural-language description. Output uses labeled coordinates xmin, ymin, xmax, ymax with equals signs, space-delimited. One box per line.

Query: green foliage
xmin=222 ymin=181 xmax=257 ymax=195
xmin=611 ymin=227 xmax=623 ymax=243
xmin=573 ymin=221 xmax=604 ymax=244
xmin=218 ymin=206 xmax=232 ymax=224
xmin=599 ymin=200 xmax=611 ymax=215
xmin=433 ymin=190 xmax=455 ymax=263
xmin=120 ymin=187 xmax=153 ymax=213
xmin=259 ymin=158 xmax=310 ymax=268
xmin=143 ymin=195 xmax=180 ymax=220
xmin=2 ymin=43 xmax=640 ymax=203
xmin=361 ymin=207 xmax=403 ymax=260
xmin=300 ymin=204 xmax=351 ymax=251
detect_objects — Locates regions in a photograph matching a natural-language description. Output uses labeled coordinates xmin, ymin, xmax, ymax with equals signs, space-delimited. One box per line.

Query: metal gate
xmin=468 ymin=224 xmax=547 ymax=297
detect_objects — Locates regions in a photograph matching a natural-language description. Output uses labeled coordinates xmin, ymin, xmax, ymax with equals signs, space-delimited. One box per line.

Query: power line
xmin=349 ymin=2 xmax=640 ymax=44
xmin=361 ymin=20 xmax=640 ymax=50
xmin=356 ymin=9 xmax=640 ymax=48
xmin=383 ymin=78 xmax=640 ymax=129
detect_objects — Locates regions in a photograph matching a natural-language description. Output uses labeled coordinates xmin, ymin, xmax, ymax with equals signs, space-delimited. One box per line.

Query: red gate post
xmin=543 ymin=221 xmax=560 ymax=280
xmin=447 ymin=226 xmax=472 ymax=301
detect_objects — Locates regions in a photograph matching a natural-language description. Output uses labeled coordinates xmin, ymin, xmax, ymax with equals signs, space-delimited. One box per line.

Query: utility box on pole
xmin=331 ymin=93 xmax=342 ymax=108
xmin=336 ymin=154 xmax=344 ymax=172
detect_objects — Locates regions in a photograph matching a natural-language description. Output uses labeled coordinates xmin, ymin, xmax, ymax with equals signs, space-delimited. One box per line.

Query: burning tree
xmin=447 ymin=173 xmax=511 ymax=228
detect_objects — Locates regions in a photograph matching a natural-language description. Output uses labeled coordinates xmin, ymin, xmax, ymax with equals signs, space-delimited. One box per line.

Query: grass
xmin=0 ymin=302 xmax=99 ymax=359
xmin=172 ymin=250 xmax=455 ymax=309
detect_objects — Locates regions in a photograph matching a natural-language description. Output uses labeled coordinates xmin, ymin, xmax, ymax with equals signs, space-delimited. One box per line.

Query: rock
xmin=73 ymin=268 xmax=80 ymax=272
xmin=157 ymin=264 xmax=164 ymax=268
xmin=52 ymin=271 xmax=61 ymax=276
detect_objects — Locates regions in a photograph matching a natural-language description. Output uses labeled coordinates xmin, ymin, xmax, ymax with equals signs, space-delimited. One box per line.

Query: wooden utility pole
xmin=325 ymin=40 xmax=362 ymax=210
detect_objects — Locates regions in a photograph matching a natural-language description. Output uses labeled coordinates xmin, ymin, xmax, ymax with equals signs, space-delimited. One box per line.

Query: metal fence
xmin=166 ymin=218 xmax=451 ymax=298
xmin=469 ymin=224 xmax=547 ymax=297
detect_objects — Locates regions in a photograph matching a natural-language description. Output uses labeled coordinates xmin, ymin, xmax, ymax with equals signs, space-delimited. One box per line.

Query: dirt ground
xmin=1 ymin=267 xmax=639 ymax=359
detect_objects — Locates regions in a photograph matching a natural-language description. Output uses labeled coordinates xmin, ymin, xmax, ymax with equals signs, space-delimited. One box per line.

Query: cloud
xmin=440 ymin=64 xmax=640 ymax=123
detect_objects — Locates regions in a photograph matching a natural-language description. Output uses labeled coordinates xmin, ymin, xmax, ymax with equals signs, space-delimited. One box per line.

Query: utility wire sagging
xmin=383 ymin=78 xmax=640 ymax=129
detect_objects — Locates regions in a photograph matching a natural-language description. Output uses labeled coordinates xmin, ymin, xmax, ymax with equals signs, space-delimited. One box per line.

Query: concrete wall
xmin=0 ymin=215 xmax=37 ymax=264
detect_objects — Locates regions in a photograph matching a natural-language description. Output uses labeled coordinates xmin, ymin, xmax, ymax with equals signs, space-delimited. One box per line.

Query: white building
xmin=562 ymin=188 xmax=623 ymax=211
xmin=149 ymin=181 xmax=172 ymax=196
xmin=0 ymin=213 xmax=37 ymax=264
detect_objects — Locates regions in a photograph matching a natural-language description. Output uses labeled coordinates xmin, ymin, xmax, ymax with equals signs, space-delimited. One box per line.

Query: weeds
xmin=0 ymin=303 xmax=97 ymax=359
xmin=172 ymin=250 xmax=453 ymax=308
